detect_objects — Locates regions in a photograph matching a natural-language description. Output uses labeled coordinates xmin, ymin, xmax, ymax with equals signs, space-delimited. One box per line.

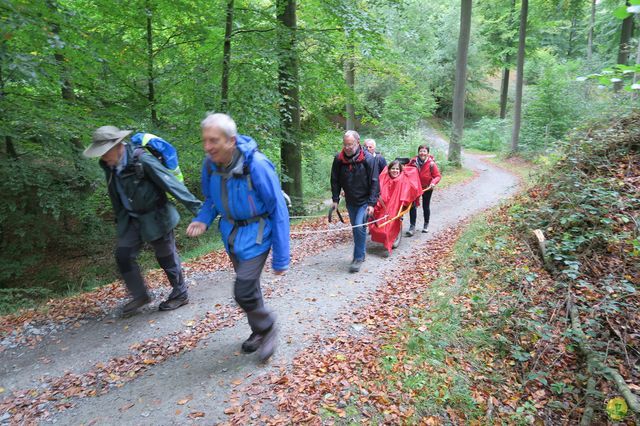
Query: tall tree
xmin=47 ymin=1 xmax=74 ymax=102
xmin=510 ymin=0 xmax=528 ymax=153
xmin=145 ymin=0 xmax=158 ymax=126
xmin=220 ymin=0 xmax=233 ymax=113
xmin=449 ymin=0 xmax=473 ymax=167
xmin=617 ymin=1 xmax=635 ymax=65
xmin=587 ymin=0 xmax=596 ymax=61
xmin=277 ymin=0 xmax=303 ymax=213
xmin=500 ymin=0 xmax=517 ymax=119
xmin=0 ymin=39 xmax=16 ymax=159
xmin=344 ymin=55 xmax=356 ymax=130
xmin=344 ymin=30 xmax=356 ymax=131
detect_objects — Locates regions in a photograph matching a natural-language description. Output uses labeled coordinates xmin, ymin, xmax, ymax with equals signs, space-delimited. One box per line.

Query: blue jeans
xmin=346 ymin=203 xmax=368 ymax=261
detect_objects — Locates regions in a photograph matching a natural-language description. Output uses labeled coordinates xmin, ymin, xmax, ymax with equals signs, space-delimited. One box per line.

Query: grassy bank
xmin=370 ymin=113 xmax=640 ymax=424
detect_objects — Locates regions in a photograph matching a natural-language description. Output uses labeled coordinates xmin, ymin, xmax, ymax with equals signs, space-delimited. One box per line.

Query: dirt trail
xmin=0 ymin=127 xmax=519 ymax=425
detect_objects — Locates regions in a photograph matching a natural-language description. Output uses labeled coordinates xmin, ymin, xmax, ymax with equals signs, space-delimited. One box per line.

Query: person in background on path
xmin=364 ymin=138 xmax=387 ymax=174
xmin=331 ymin=130 xmax=380 ymax=273
xmin=405 ymin=144 xmax=441 ymax=236
xmin=83 ymin=126 xmax=202 ymax=316
xmin=369 ymin=160 xmax=421 ymax=253
xmin=186 ymin=113 xmax=289 ymax=362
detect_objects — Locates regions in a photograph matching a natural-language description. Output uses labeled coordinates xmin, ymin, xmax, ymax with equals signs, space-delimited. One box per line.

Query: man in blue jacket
xmin=186 ymin=113 xmax=290 ymax=362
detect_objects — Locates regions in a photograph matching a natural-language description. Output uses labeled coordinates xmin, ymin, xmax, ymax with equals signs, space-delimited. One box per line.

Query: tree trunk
xmin=633 ymin=36 xmax=640 ymax=100
xmin=615 ymin=2 xmax=634 ymax=91
xmin=345 ymin=56 xmax=356 ymax=130
xmin=46 ymin=1 xmax=75 ymax=102
xmin=448 ymin=0 xmax=472 ymax=167
xmin=510 ymin=0 xmax=528 ymax=154
xmin=567 ymin=16 xmax=576 ymax=57
xmin=499 ymin=67 xmax=510 ymax=119
xmin=617 ymin=3 xmax=634 ymax=66
xmin=277 ymin=0 xmax=304 ymax=213
xmin=220 ymin=0 xmax=233 ymax=113
xmin=5 ymin=136 xmax=17 ymax=159
xmin=0 ymin=41 xmax=16 ymax=159
xmin=146 ymin=0 xmax=158 ymax=126
xmin=587 ymin=0 xmax=595 ymax=61
xmin=499 ymin=0 xmax=516 ymax=119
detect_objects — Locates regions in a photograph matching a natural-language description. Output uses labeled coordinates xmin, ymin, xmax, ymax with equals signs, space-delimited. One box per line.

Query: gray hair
xmin=363 ymin=138 xmax=376 ymax=148
xmin=200 ymin=112 xmax=237 ymax=138
xmin=343 ymin=130 xmax=360 ymax=143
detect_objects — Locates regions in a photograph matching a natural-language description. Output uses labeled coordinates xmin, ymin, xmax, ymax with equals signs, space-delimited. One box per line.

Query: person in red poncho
xmin=405 ymin=145 xmax=441 ymax=236
xmin=369 ymin=160 xmax=422 ymax=253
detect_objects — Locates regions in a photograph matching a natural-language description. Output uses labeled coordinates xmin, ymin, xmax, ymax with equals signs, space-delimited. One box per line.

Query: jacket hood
xmin=236 ymin=134 xmax=258 ymax=162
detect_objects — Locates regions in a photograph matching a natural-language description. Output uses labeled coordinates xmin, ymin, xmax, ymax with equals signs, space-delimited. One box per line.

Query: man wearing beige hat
xmin=84 ymin=126 xmax=202 ymax=316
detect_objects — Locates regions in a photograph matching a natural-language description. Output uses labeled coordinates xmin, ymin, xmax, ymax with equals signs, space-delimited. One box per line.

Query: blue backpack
xmin=130 ymin=132 xmax=184 ymax=182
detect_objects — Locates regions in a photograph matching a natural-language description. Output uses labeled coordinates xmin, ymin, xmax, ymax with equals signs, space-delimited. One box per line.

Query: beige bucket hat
xmin=83 ymin=125 xmax=132 ymax=158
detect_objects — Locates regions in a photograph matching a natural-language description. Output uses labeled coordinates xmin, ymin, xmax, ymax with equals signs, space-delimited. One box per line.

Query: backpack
xmin=130 ymin=132 xmax=184 ymax=182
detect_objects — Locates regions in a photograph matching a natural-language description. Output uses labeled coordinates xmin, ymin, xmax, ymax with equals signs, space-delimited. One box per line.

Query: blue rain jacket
xmin=193 ymin=135 xmax=290 ymax=271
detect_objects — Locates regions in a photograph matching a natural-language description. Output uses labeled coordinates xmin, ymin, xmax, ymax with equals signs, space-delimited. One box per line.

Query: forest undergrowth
xmin=373 ymin=112 xmax=639 ymax=424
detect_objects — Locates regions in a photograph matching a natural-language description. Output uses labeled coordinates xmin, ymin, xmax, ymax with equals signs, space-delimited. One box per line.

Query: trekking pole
xmin=327 ymin=205 xmax=345 ymax=223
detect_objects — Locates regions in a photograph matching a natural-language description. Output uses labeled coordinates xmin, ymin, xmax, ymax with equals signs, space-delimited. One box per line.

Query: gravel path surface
xmin=0 ymin=127 xmax=519 ymax=425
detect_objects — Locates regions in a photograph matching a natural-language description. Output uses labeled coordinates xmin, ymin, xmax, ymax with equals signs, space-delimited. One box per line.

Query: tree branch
xmin=568 ymin=296 xmax=640 ymax=415
xmin=231 ymin=27 xmax=276 ymax=37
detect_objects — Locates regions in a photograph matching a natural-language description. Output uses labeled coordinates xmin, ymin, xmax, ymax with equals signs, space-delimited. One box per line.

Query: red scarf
xmin=337 ymin=146 xmax=365 ymax=170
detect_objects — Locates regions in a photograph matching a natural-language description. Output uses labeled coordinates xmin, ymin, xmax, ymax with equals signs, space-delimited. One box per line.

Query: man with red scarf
xmin=330 ymin=130 xmax=380 ymax=272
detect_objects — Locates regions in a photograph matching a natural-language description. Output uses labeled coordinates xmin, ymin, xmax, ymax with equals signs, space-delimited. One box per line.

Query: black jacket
xmin=373 ymin=152 xmax=387 ymax=172
xmin=330 ymin=147 xmax=380 ymax=207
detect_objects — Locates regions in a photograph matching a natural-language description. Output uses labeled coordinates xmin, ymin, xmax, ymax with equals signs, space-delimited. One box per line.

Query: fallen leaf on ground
xmin=177 ymin=398 xmax=191 ymax=405
xmin=119 ymin=403 xmax=135 ymax=412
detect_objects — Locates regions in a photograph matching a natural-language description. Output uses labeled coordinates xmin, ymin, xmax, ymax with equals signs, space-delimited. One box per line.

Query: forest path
xmin=0 ymin=127 xmax=519 ymax=425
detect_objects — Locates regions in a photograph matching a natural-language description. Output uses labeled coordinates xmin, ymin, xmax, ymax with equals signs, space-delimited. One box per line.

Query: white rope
xmin=290 ymin=215 xmax=389 ymax=235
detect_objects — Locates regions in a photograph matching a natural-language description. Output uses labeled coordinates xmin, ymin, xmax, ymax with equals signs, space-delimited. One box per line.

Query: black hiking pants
xmin=115 ymin=220 xmax=187 ymax=300
xmin=409 ymin=189 xmax=433 ymax=228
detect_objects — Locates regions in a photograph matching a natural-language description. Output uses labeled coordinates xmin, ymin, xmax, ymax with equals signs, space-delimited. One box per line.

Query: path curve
xmin=0 ymin=126 xmax=519 ymax=425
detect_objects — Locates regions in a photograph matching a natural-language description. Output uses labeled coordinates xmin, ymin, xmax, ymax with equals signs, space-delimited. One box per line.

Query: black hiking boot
xmin=158 ymin=293 xmax=189 ymax=311
xmin=422 ymin=224 xmax=429 ymax=233
xmin=259 ymin=325 xmax=278 ymax=362
xmin=241 ymin=332 xmax=264 ymax=353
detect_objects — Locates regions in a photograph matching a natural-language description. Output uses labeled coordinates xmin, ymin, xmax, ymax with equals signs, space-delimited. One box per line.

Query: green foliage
xmin=0 ymin=153 xmax=110 ymax=282
xmin=578 ymin=63 xmax=640 ymax=92
xmin=1 ymin=0 xmax=637 ymax=307
xmin=519 ymin=53 xmax=583 ymax=152
xmin=462 ymin=117 xmax=509 ymax=152
xmin=0 ymin=288 xmax=54 ymax=316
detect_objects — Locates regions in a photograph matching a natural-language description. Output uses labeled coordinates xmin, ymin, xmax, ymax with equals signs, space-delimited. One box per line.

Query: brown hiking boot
xmin=122 ymin=295 xmax=151 ymax=316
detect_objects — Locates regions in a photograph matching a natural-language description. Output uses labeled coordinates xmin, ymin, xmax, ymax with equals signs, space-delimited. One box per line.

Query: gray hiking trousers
xmin=230 ymin=250 xmax=275 ymax=334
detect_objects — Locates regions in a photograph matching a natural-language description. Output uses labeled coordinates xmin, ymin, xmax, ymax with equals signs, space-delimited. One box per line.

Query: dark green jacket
xmin=100 ymin=144 xmax=202 ymax=242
